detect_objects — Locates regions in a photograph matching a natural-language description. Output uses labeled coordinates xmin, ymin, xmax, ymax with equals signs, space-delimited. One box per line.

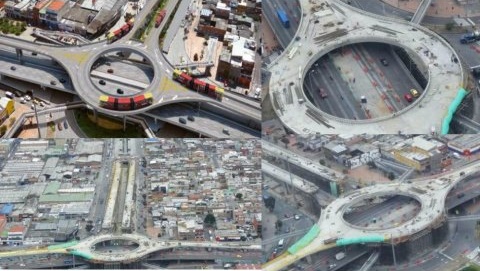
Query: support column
xmin=15 ymin=49 xmax=23 ymax=64
xmin=93 ymin=108 xmax=98 ymax=123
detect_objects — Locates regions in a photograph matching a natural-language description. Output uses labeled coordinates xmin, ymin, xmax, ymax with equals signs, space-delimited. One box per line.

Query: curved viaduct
xmin=0 ymin=1 xmax=260 ymax=123
xmin=0 ymin=233 xmax=261 ymax=264
xmin=263 ymin=159 xmax=480 ymax=271
xmin=267 ymin=0 xmax=463 ymax=134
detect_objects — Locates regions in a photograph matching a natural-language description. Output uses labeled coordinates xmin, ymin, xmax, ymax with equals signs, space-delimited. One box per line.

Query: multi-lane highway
xmin=0 ymin=0 xmax=261 ymax=137
xmin=267 ymin=0 xmax=463 ymax=134
xmin=263 ymin=146 xmax=480 ymax=271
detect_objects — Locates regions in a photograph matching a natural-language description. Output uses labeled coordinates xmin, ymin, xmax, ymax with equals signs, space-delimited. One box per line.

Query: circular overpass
xmin=267 ymin=0 xmax=464 ymax=134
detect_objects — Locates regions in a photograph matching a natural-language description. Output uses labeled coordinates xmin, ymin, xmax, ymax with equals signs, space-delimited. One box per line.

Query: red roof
xmin=47 ymin=0 xmax=65 ymax=12
xmin=9 ymin=225 xmax=25 ymax=233
xmin=107 ymin=97 xmax=116 ymax=103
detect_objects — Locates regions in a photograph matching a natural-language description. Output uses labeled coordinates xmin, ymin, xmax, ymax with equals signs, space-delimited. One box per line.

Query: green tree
xmin=319 ymin=159 xmax=326 ymax=166
xmin=275 ymin=219 xmax=283 ymax=230
xmin=445 ymin=22 xmax=454 ymax=31
xmin=235 ymin=193 xmax=243 ymax=201
xmin=204 ymin=213 xmax=216 ymax=227
xmin=387 ymin=172 xmax=395 ymax=180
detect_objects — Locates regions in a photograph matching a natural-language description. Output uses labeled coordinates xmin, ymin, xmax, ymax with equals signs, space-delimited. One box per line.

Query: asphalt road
xmin=304 ymin=43 xmax=422 ymax=119
xmin=262 ymin=0 xmax=301 ymax=49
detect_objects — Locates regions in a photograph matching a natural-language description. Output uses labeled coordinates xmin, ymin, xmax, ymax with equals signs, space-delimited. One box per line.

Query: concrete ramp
xmin=411 ymin=0 xmax=432 ymax=24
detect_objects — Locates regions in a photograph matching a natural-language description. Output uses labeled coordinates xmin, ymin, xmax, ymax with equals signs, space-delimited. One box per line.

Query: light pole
xmin=32 ymin=92 xmax=41 ymax=138
xmin=391 ymin=233 xmax=397 ymax=266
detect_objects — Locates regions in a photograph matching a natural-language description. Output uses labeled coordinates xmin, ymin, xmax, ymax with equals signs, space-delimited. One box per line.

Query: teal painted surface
xmin=336 ymin=235 xmax=385 ymax=246
xmin=287 ymin=225 xmax=320 ymax=254
xmin=47 ymin=241 xmax=79 ymax=251
xmin=330 ymin=181 xmax=338 ymax=197
xmin=441 ymin=88 xmax=468 ymax=135
xmin=70 ymin=250 xmax=94 ymax=260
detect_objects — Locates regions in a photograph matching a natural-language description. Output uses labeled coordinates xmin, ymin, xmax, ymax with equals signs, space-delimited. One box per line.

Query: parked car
xmin=380 ymin=58 xmax=389 ymax=66
xmin=179 ymin=117 xmax=187 ymax=124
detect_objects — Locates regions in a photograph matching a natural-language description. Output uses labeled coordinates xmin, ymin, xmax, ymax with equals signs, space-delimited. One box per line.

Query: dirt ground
xmin=348 ymin=165 xmax=391 ymax=185
xmin=260 ymin=16 xmax=280 ymax=57
xmin=382 ymin=0 xmax=470 ymax=17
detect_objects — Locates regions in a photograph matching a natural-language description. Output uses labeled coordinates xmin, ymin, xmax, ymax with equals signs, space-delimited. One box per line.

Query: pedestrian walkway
xmin=381 ymin=0 xmax=475 ymax=18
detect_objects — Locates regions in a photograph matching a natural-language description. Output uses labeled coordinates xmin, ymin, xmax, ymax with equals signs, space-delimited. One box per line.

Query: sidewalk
xmin=381 ymin=0 xmax=472 ymax=18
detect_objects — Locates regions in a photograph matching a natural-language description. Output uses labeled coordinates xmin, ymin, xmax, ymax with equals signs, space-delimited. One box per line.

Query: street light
xmin=32 ymin=92 xmax=41 ymax=138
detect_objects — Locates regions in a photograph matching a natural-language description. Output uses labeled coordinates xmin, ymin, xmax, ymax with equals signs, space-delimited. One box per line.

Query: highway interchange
xmin=264 ymin=0 xmax=464 ymax=134
xmin=0 ymin=0 xmax=261 ymax=138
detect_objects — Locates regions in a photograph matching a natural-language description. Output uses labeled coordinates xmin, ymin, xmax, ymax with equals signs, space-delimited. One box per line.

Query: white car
xmin=24 ymin=95 xmax=31 ymax=101
xmin=294 ymin=214 xmax=300 ymax=220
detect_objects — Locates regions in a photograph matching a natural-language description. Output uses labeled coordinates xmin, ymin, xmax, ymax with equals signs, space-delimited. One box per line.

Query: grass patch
xmin=74 ymin=109 xmax=145 ymax=138
xmin=132 ymin=0 xmax=168 ymax=42
xmin=462 ymin=264 xmax=480 ymax=271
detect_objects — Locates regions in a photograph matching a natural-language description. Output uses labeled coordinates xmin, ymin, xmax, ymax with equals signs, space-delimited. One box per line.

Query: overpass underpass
xmin=143 ymin=102 xmax=261 ymax=138
xmin=262 ymin=140 xmax=343 ymax=196
xmin=146 ymin=249 xmax=262 ymax=262
xmin=410 ymin=0 xmax=432 ymax=24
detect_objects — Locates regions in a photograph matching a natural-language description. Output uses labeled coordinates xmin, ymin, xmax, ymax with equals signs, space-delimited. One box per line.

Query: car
xmin=329 ymin=264 xmax=337 ymax=269
xmin=117 ymin=88 xmax=124 ymax=94
xmin=63 ymin=121 xmax=68 ymax=129
xmin=187 ymin=115 xmax=195 ymax=121
xmin=404 ymin=93 xmax=413 ymax=103
xmin=222 ymin=129 xmax=230 ymax=135
xmin=457 ymin=193 xmax=465 ymax=198
xmin=320 ymin=88 xmax=328 ymax=99
xmin=59 ymin=78 xmax=66 ymax=83
xmin=39 ymin=101 xmax=44 ymax=107
xmin=30 ymin=104 xmax=35 ymax=110
xmin=380 ymin=58 xmax=389 ymax=66
xmin=99 ymin=80 xmax=106 ymax=85
xmin=410 ymin=88 xmax=419 ymax=97
xmin=179 ymin=117 xmax=187 ymax=124
xmin=107 ymin=68 xmax=114 ymax=73
xmin=31 ymin=52 xmax=37 ymax=56
xmin=294 ymin=214 xmax=300 ymax=220
xmin=285 ymin=228 xmax=290 ymax=233
xmin=10 ymin=66 xmax=16 ymax=71
xmin=24 ymin=95 xmax=31 ymax=101
xmin=57 ymin=122 xmax=62 ymax=131
xmin=50 ymin=80 xmax=56 ymax=85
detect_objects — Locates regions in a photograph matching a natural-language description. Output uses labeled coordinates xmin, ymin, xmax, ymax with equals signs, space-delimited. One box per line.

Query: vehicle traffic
xmin=99 ymin=93 xmax=153 ymax=111
xmin=172 ymin=69 xmax=224 ymax=101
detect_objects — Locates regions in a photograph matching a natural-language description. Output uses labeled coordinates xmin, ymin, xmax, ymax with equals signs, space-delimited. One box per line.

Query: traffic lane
xmin=145 ymin=105 xmax=260 ymax=138
xmin=361 ymin=43 xmax=414 ymax=108
xmin=0 ymin=54 xmax=72 ymax=90
xmin=262 ymin=0 xmax=299 ymax=48
xmin=0 ymin=46 xmax=66 ymax=73
xmin=442 ymin=33 xmax=480 ymax=68
xmin=310 ymin=64 xmax=351 ymax=119
xmin=324 ymin=54 xmax=364 ymax=119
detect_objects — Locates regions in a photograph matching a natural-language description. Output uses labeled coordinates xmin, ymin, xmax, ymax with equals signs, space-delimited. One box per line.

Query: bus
xmin=278 ymin=239 xmax=284 ymax=249
xmin=276 ymin=9 xmax=290 ymax=28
